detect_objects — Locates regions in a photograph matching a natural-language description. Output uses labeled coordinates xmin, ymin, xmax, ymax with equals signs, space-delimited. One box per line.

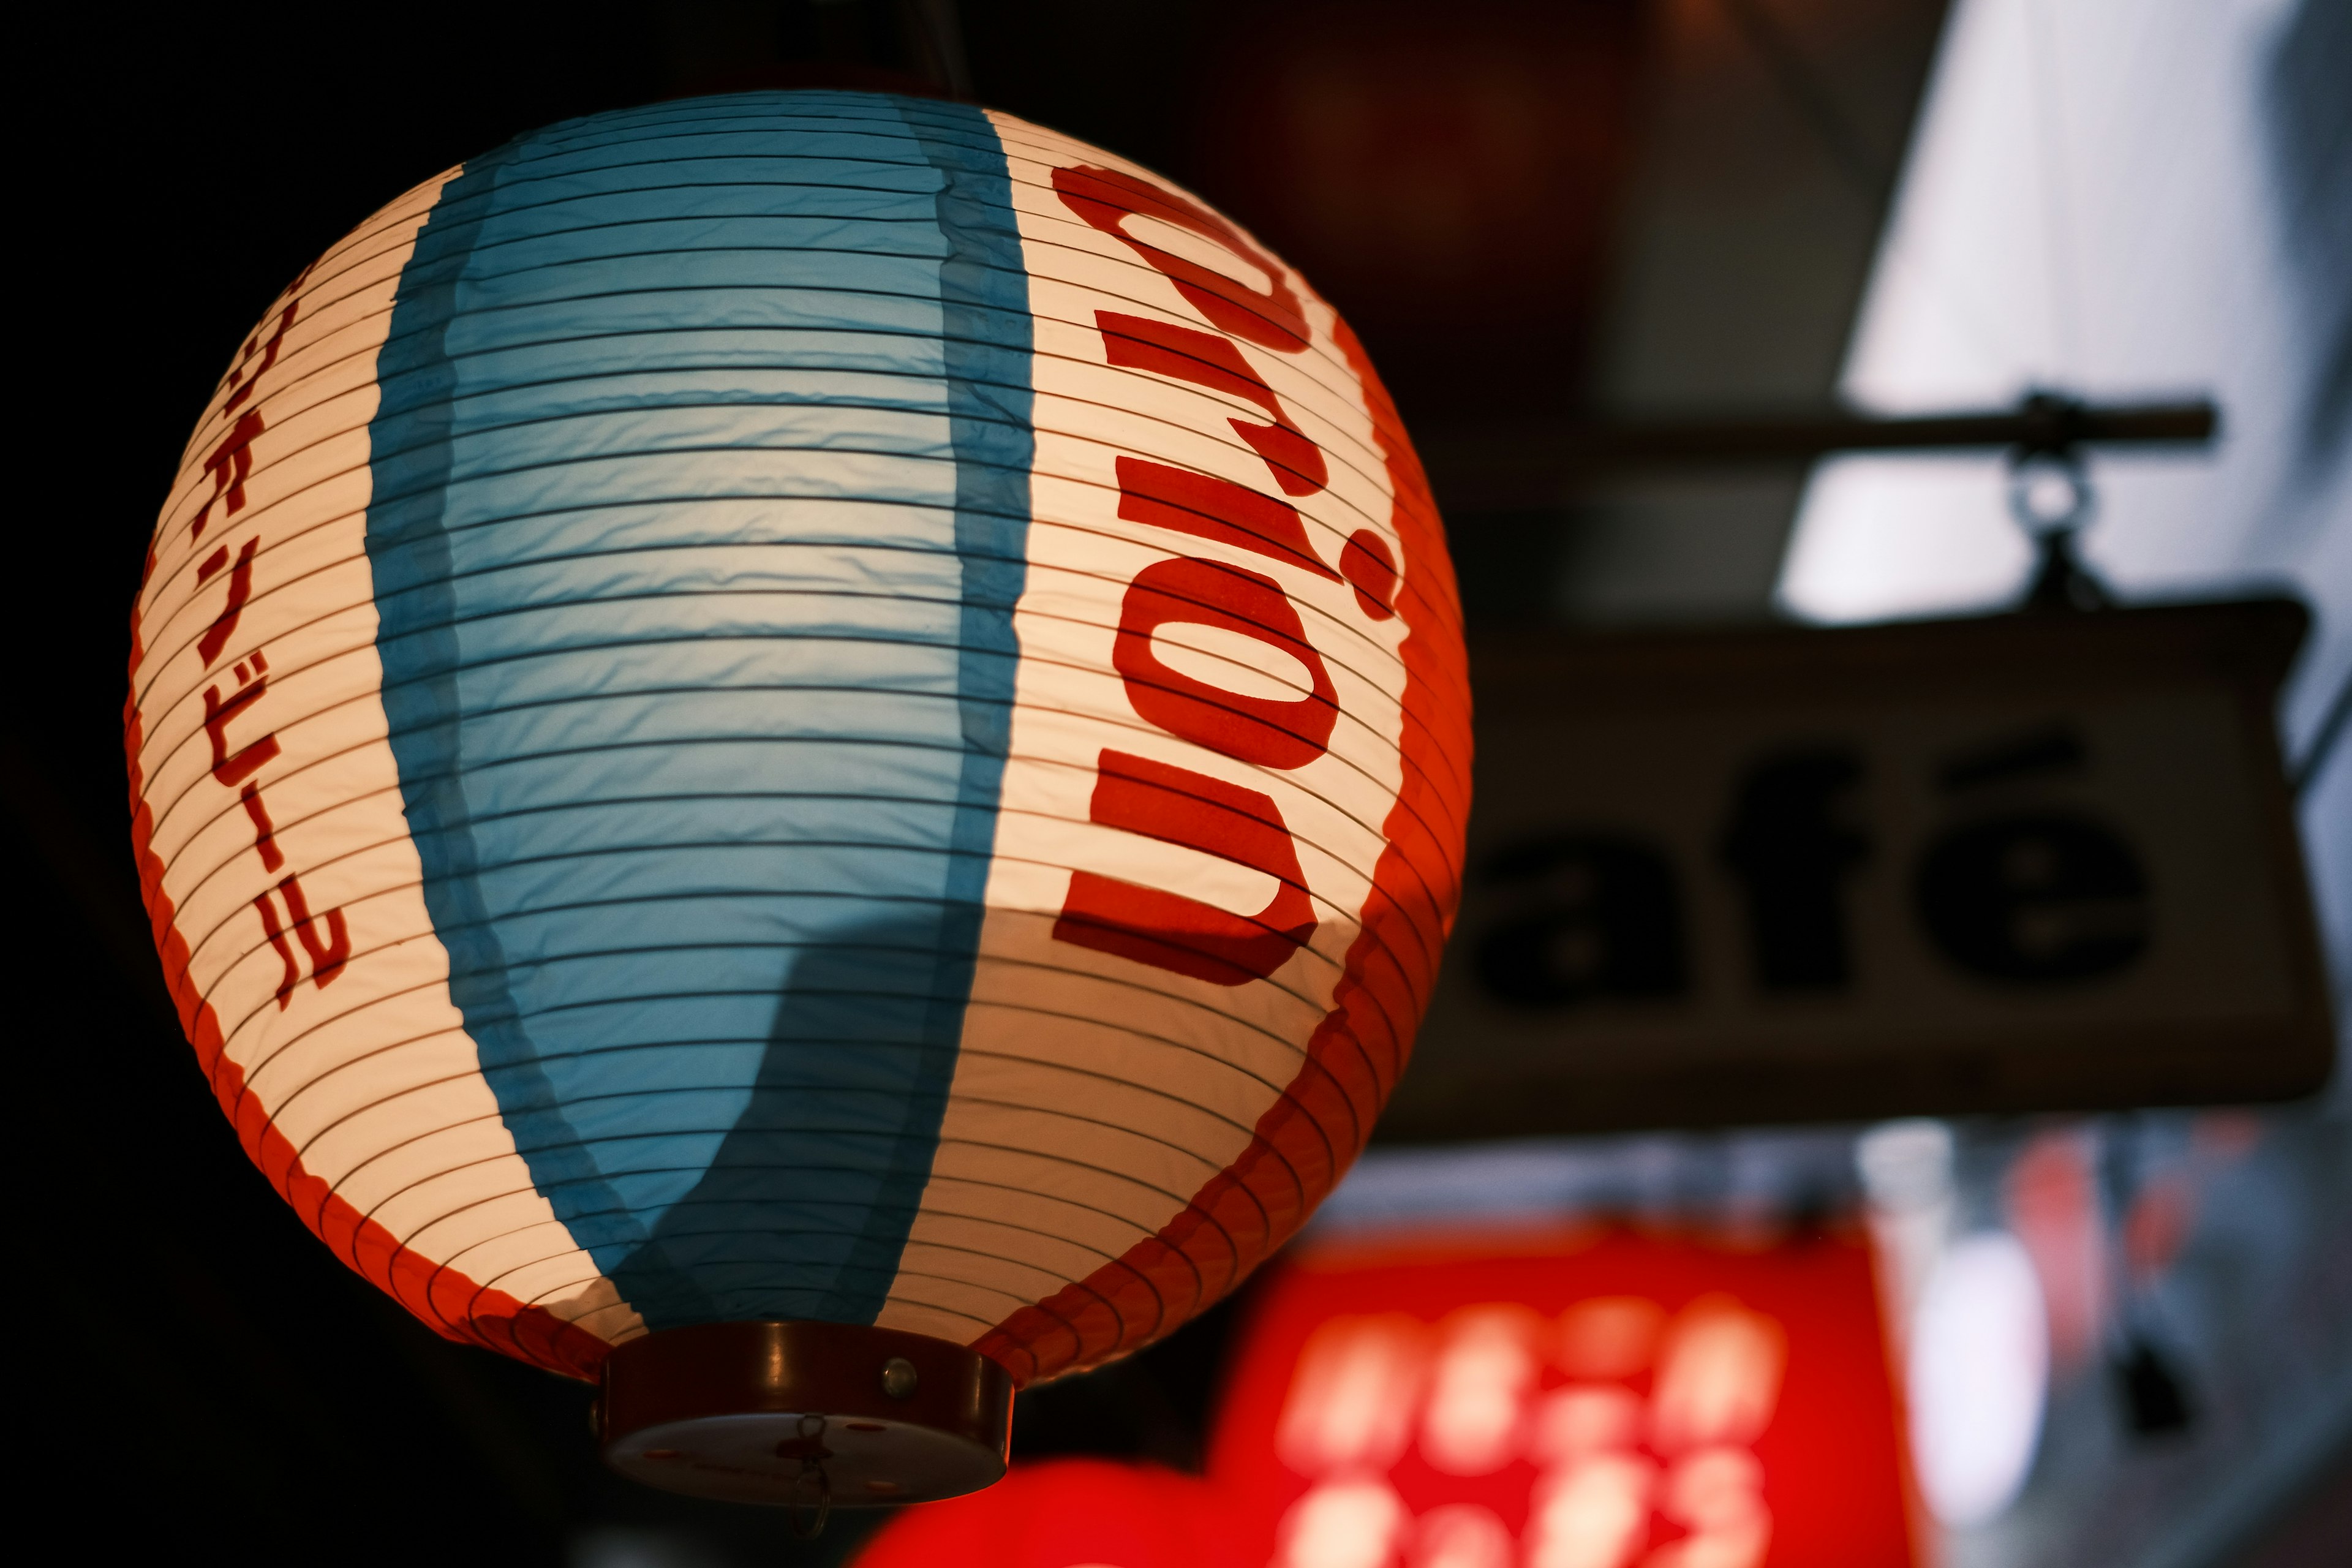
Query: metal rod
xmin=1577 ymin=398 xmax=2215 ymax=463
xmin=1418 ymin=396 xmax=2220 ymax=510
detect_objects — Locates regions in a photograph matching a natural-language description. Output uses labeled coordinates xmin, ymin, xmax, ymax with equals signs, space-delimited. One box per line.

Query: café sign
xmin=1384 ymin=599 xmax=2333 ymax=1137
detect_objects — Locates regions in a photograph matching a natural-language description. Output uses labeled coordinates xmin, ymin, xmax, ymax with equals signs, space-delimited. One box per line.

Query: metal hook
xmin=2007 ymin=405 xmax=2113 ymax=613
xmin=785 ymin=1454 xmax=832 ymax=1540
xmin=2007 ymin=448 xmax=2095 ymax=538
xmin=781 ymin=1413 xmax=832 ymax=1540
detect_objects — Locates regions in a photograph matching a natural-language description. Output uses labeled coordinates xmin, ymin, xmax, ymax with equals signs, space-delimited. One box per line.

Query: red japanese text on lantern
xmin=190 ymin=266 xmax=309 ymax=543
xmin=179 ymin=268 xmax=350 ymax=1004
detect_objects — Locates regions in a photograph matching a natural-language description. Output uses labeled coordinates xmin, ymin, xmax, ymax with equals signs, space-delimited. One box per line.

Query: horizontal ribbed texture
xmin=128 ymin=90 xmax=1468 ymax=1384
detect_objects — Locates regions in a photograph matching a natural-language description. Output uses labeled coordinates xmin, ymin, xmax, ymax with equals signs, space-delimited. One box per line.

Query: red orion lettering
xmin=1050 ymin=162 xmax=1405 ymax=989
xmin=1053 ymin=749 xmax=1316 ymax=987
xmin=1095 ymin=311 xmax=1327 ymax=496
xmin=1116 ymin=458 xmax=1338 ymax=581
xmin=1044 ymin=165 xmax=1373 ymax=987
xmin=1052 ymin=165 xmax=1311 ymax=353
xmin=1115 ymin=557 xmax=1338 ymax=771
xmin=1340 ymin=530 xmax=1399 ymax=621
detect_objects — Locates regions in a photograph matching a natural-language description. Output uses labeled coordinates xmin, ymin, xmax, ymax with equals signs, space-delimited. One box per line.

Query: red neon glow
xmin=853 ymin=1458 xmax=1248 ymax=1568
xmin=1208 ymin=1227 xmax=1920 ymax=1568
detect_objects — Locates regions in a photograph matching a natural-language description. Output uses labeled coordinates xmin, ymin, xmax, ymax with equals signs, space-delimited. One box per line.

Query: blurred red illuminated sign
xmin=854 ymin=1457 xmax=1245 ymax=1568
xmin=1207 ymin=1226 xmax=1920 ymax=1568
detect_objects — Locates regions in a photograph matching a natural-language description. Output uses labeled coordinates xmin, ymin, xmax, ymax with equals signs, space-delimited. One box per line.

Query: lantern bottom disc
xmin=598 ymin=1321 xmax=1014 ymax=1507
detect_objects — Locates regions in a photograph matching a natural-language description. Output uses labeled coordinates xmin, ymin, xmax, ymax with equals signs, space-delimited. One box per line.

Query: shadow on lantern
xmin=616 ymin=912 xmax=976 ymax=1329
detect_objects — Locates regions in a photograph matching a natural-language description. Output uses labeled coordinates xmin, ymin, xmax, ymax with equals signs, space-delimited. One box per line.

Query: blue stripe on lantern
xmin=364 ymin=92 xmax=1033 ymax=1329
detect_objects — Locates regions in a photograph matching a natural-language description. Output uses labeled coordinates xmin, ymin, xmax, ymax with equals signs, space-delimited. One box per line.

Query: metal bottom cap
xmin=598 ymin=1321 xmax=1014 ymax=1507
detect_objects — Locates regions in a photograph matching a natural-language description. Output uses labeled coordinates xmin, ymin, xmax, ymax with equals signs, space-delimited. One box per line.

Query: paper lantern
xmin=1207 ymin=1226 xmax=1921 ymax=1567
xmin=124 ymin=90 xmax=1468 ymax=1503
xmin=853 ymin=1459 xmax=1246 ymax=1568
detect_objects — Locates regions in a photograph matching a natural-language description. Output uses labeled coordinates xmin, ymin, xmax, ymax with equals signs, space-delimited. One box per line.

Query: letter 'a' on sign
xmin=1390 ymin=601 xmax=2333 ymax=1139
xmin=126 ymin=92 xmax=1469 ymax=1507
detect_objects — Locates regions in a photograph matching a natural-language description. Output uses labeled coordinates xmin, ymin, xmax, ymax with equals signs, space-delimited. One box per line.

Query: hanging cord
xmin=2023 ymin=0 xmax=2086 ymax=374
xmin=1716 ymin=0 xmax=2019 ymax=397
xmin=903 ymin=0 xmax=974 ymax=98
xmin=2098 ymin=1115 xmax=2198 ymax=1438
xmin=2007 ymin=393 xmax=2113 ymax=611
xmin=1719 ymin=0 xmax=1896 ymax=210
xmin=2291 ymin=666 xmax=2352 ymax=799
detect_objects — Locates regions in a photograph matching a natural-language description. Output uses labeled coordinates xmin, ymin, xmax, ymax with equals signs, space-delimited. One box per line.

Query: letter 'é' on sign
xmin=1915 ymin=813 xmax=2150 ymax=982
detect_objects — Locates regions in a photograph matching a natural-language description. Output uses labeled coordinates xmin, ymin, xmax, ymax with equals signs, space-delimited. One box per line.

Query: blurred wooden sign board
xmin=1383 ymin=598 xmax=2334 ymax=1139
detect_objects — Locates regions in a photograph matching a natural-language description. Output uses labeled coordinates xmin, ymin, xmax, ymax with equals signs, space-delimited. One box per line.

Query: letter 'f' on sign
xmin=1718 ymin=748 xmax=1871 ymax=991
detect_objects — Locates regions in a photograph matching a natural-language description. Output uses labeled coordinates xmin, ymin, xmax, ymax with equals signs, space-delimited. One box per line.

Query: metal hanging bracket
xmin=2007 ymin=392 xmax=2116 ymax=613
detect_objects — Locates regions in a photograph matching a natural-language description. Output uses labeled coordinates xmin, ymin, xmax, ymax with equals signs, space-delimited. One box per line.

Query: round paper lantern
xmin=125 ymin=89 xmax=1468 ymax=1504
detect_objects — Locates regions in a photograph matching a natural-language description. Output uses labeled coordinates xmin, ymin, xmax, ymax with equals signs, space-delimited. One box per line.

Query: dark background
xmin=14 ymin=3 xmax=1945 ymax=1561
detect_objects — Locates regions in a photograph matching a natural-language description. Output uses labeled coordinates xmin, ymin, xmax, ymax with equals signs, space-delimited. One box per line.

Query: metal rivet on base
xmin=881 ymin=1356 xmax=919 ymax=1399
